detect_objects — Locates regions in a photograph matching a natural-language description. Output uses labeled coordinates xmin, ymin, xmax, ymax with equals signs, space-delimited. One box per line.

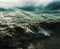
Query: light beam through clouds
xmin=0 ymin=0 xmax=53 ymax=9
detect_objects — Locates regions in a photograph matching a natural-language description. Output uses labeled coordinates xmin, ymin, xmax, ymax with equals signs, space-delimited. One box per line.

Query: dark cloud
xmin=0 ymin=7 xmax=12 ymax=11
xmin=45 ymin=1 xmax=60 ymax=10
xmin=17 ymin=7 xmax=35 ymax=11
xmin=16 ymin=3 xmax=35 ymax=11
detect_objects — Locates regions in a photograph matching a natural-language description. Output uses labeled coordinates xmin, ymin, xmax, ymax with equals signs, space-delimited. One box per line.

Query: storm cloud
xmin=0 ymin=0 xmax=60 ymax=11
xmin=45 ymin=1 xmax=60 ymax=10
xmin=1 ymin=0 xmax=60 ymax=12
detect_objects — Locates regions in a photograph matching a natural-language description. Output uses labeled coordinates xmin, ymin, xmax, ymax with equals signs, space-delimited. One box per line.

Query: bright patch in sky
xmin=36 ymin=0 xmax=53 ymax=4
xmin=0 ymin=0 xmax=53 ymax=8
xmin=0 ymin=0 xmax=19 ymax=3
xmin=35 ymin=0 xmax=53 ymax=6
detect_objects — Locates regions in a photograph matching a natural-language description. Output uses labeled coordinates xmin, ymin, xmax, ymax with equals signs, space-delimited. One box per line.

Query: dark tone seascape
xmin=0 ymin=0 xmax=60 ymax=49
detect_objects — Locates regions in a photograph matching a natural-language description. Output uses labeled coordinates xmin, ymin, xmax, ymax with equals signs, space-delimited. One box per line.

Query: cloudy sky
xmin=0 ymin=0 xmax=54 ymax=8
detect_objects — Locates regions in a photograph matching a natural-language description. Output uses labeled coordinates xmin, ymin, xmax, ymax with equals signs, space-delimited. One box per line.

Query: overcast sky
xmin=0 ymin=0 xmax=54 ymax=9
